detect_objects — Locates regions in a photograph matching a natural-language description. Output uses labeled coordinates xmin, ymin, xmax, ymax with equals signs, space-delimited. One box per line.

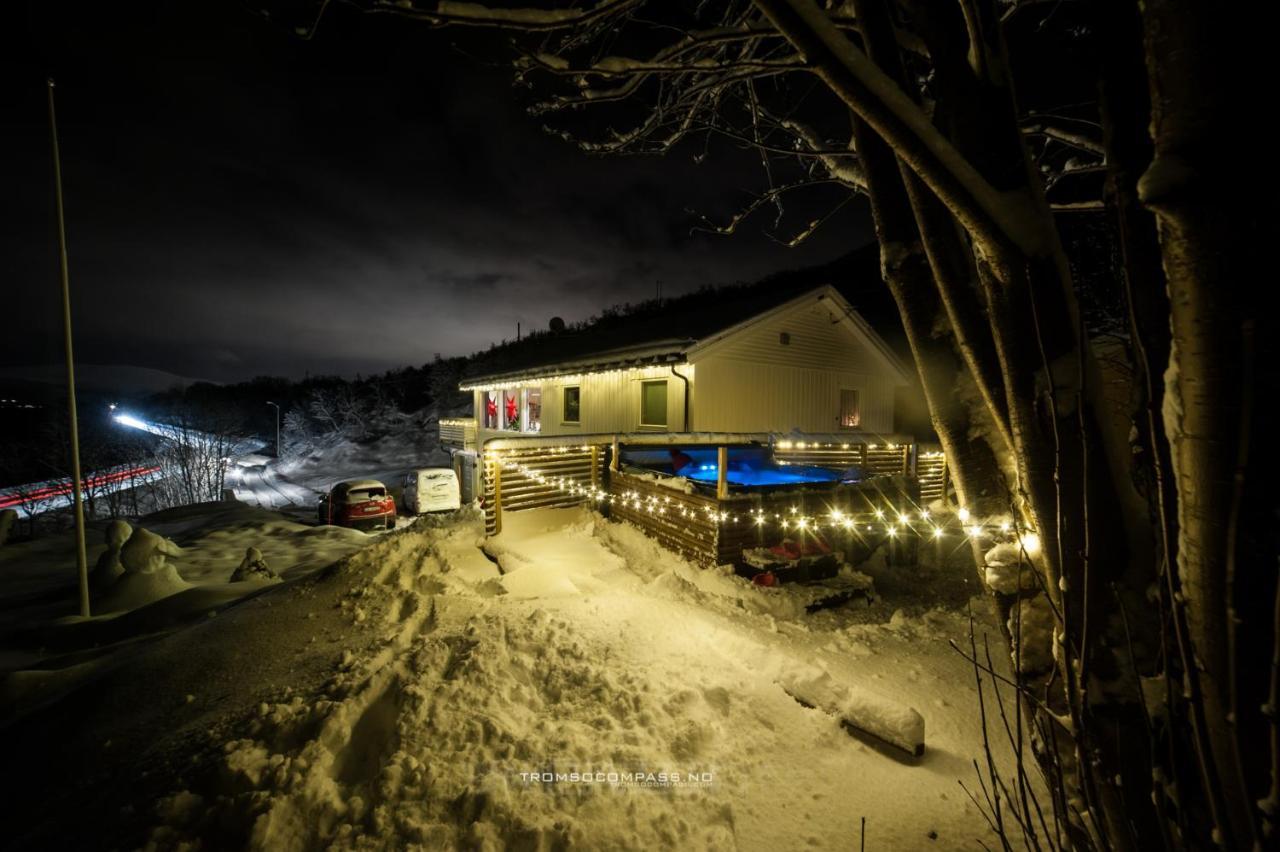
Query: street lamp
xmin=266 ymin=401 xmax=280 ymax=459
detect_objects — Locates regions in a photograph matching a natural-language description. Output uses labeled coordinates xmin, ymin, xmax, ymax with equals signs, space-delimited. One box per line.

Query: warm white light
xmin=1020 ymin=532 xmax=1042 ymax=555
xmin=1000 ymin=520 xmax=1011 ymax=533
xmin=898 ymin=513 xmax=910 ymax=524
xmin=958 ymin=507 xmax=971 ymax=523
xmin=874 ymin=508 xmax=884 ymax=519
xmin=932 ymin=527 xmax=943 ymax=539
xmin=967 ymin=525 xmax=983 ymax=538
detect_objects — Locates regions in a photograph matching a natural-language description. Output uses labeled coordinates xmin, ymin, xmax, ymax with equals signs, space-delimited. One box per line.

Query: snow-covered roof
xmin=461 ymin=282 xmax=911 ymax=389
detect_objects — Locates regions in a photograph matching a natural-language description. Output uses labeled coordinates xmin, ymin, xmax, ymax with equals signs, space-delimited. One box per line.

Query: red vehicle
xmin=317 ymin=479 xmax=396 ymax=531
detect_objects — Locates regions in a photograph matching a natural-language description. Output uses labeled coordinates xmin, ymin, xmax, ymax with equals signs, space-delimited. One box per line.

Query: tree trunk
xmin=1139 ymin=1 xmax=1274 ymax=846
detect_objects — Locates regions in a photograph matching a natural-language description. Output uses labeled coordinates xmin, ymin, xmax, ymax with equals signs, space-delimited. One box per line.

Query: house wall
xmin=473 ymin=364 xmax=691 ymax=443
xmin=689 ymin=299 xmax=899 ymax=434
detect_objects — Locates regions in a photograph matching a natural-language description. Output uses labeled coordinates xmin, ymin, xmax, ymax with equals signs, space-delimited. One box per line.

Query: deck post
xmin=716 ymin=446 xmax=729 ymax=500
xmin=492 ymin=460 xmax=503 ymax=534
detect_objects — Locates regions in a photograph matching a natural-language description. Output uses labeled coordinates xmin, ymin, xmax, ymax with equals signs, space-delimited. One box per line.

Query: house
xmin=452 ymin=285 xmax=913 ymax=443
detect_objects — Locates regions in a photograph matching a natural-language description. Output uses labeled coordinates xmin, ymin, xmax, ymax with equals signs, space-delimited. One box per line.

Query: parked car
xmin=402 ymin=468 xmax=461 ymax=514
xmin=317 ymin=479 xmax=396 ymax=531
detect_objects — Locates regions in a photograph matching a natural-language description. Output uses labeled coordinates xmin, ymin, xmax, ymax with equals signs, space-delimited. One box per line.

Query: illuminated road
xmin=0 ymin=465 xmax=163 ymax=518
xmin=230 ymin=464 xmax=318 ymax=510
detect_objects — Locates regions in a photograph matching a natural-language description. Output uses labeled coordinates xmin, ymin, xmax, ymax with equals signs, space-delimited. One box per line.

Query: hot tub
xmin=622 ymin=446 xmax=861 ymax=489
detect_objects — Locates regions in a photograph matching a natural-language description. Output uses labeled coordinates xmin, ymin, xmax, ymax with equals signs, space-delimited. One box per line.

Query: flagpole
xmin=48 ymin=78 xmax=91 ymax=618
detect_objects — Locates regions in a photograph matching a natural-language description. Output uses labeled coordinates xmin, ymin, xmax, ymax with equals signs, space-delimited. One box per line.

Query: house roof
xmin=460 ymin=246 xmax=912 ymax=388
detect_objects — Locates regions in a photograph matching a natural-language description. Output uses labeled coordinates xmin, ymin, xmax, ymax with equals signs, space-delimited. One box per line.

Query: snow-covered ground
xmin=2 ymin=494 xmax=1037 ymax=849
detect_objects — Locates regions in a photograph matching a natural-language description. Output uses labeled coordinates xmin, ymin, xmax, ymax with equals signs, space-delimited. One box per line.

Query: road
xmin=229 ymin=464 xmax=319 ymax=511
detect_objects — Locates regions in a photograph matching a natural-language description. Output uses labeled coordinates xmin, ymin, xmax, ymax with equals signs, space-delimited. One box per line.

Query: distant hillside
xmin=0 ymin=364 xmax=208 ymax=395
xmin=463 ymin=244 xmax=902 ymax=379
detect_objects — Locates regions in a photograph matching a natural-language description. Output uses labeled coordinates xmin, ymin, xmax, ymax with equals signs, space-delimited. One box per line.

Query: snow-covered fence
xmin=438 ymin=418 xmax=476 ymax=450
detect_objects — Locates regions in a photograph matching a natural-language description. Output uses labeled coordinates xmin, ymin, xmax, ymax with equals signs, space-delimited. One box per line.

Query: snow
xmin=779 ymin=668 xmax=925 ymax=756
xmin=4 ymin=505 xmax=1037 ymax=849
xmin=982 ymin=541 xmax=1037 ymax=594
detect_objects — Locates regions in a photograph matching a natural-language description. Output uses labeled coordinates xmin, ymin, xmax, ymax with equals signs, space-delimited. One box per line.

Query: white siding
xmin=474 ymin=365 xmax=691 ymax=443
xmin=688 ymin=299 xmax=899 ymax=434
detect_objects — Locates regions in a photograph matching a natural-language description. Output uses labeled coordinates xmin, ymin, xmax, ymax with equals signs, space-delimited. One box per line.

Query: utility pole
xmin=266 ymin=401 xmax=280 ymax=458
xmin=48 ymin=78 xmax=90 ymax=618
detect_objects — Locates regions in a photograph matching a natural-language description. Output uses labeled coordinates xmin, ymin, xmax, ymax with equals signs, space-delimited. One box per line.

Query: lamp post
xmin=49 ymin=78 xmax=90 ymax=618
xmin=266 ymin=401 xmax=280 ymax=458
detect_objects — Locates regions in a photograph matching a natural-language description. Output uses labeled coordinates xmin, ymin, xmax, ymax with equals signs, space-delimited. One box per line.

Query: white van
xmin=403 ymin=468 xmax=461 ymax=513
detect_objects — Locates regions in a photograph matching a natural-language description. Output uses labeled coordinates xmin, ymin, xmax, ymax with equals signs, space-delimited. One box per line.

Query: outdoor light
xmin=1020 ymin=532 xmax=1042 ymax=555
xmin=933 ymin=527 xmax=943 ymax=539
xmin=967 ymin=525 xmax=983 ymax=539
xmin=1000 ymin=520 xmax=1011 ymax=533
xmin=113 ymin=413 xmax=148 ymax=430
xmin=958 ymin=507 xmax=971 ymax=522
xmin=898 ymin=512 xmax=910 ymax=524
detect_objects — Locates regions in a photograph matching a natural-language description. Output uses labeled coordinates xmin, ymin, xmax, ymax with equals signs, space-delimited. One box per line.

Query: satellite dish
xmin=549 ymin=316 xmax=566 ymax=332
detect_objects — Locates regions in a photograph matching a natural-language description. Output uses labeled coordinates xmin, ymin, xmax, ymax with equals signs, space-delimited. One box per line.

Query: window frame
xmin=838 ymin=388 xmax=861 ymax=430
xmin=639 ymin=379 xmax=669 ymax=428
xmin=561 ymin=385 xmax=581 ymax=425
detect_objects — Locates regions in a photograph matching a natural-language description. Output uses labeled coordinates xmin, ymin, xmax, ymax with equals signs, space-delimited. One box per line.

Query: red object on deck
xmin=752 ymin=571 xmax=778 ymax=587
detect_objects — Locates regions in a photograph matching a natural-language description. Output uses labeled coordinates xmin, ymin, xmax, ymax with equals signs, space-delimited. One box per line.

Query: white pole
xmin=48 ymin=78 xmax=90 ymax=618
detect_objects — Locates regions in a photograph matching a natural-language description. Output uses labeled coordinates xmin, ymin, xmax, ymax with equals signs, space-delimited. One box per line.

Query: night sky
xmin=2 ymin=0 xmax=871 ymax=385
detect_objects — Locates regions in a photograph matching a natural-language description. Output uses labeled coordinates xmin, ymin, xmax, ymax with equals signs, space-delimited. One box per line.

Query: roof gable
xmin=687 ymin=286 xmax=912 ymax=384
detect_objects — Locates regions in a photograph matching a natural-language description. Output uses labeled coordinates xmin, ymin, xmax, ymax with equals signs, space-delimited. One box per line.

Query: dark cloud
xmin=1 ymin=0 xmax=871 ymax=383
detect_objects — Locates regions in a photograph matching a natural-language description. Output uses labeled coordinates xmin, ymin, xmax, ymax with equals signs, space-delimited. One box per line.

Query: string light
xmin=483 ymin=449 xmax=1034 ymax=543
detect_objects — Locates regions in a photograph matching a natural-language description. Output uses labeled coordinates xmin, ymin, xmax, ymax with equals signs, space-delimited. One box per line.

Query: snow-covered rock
xmin=98 ymin=526 xmax=191 ymax=611
xmin=90 ymin=519 xmax=132 ymax=591
xmin=229 ymin=546 xmax=280 ymax=583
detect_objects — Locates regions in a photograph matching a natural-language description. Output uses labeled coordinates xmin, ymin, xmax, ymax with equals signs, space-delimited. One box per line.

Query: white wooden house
xmin=454 ymin=286 xmax=912 ymax=442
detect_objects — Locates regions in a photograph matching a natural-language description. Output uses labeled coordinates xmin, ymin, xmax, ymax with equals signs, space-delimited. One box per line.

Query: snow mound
xmin=97 ymin=527 xmax=191 ymax=612
xmin=779 ymin=669 xmax=926 ymax=756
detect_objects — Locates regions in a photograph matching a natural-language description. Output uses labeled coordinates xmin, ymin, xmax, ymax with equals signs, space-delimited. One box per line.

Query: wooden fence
xmin=483 ymin=443 xmax=605 ymax=535
xmin=609 ymin=468 xmax=920 ymax=567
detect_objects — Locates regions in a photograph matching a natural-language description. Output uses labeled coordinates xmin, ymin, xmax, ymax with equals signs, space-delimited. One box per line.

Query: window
xmin=839 ymin=389 xmax=861 ymax=429
xmin=483 ymin=391 xmax=498 ymax=429
xmin=525 ymin=388 xmax=541 ymax=432
xmin=563 ymin=386 xmax=581 ymax=423
xmin=502 ymin=390 xmax=520 ymax=431
xmin=640 ymin=380 xmax=668 ymax=427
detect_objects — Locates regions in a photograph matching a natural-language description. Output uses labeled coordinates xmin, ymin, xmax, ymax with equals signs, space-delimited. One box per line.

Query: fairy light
xmin=958 ymin=507 xmax=971 ymax=523
xmin=1020 ymin=532 xmax=1042 ymax=555
xmin=999 ymin=520 xmax=1011 ymax=533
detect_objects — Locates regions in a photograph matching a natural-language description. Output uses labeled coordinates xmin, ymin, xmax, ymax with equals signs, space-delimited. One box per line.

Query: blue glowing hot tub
xmin=623 ymin=447 xmax=860 ymax=489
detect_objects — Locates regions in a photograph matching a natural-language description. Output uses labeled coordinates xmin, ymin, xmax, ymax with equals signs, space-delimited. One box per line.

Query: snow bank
xmin=779 ymin=668 xmax=926 ymax=756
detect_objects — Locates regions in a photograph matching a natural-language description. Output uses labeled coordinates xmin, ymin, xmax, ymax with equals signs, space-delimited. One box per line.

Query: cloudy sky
xmin=2 ymin=0 xmax=870 ymax=384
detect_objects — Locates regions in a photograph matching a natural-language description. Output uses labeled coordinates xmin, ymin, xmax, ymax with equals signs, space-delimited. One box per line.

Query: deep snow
xmin=2 ymin=505 xmax=1034 ymax=850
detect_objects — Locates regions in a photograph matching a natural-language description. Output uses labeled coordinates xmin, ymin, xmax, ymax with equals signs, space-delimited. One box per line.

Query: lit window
xmin=502 ymin=390 xmax=520 ymax=431
xmin=839 ymin=389 xmax=860 ymax=429
xmin=640 ymin=380 xmax=667 ymax=427
xmin=525 ymin=388 xmax=541 ymax=433
xmin=563 ymin=386 xmax=580 ymax=423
